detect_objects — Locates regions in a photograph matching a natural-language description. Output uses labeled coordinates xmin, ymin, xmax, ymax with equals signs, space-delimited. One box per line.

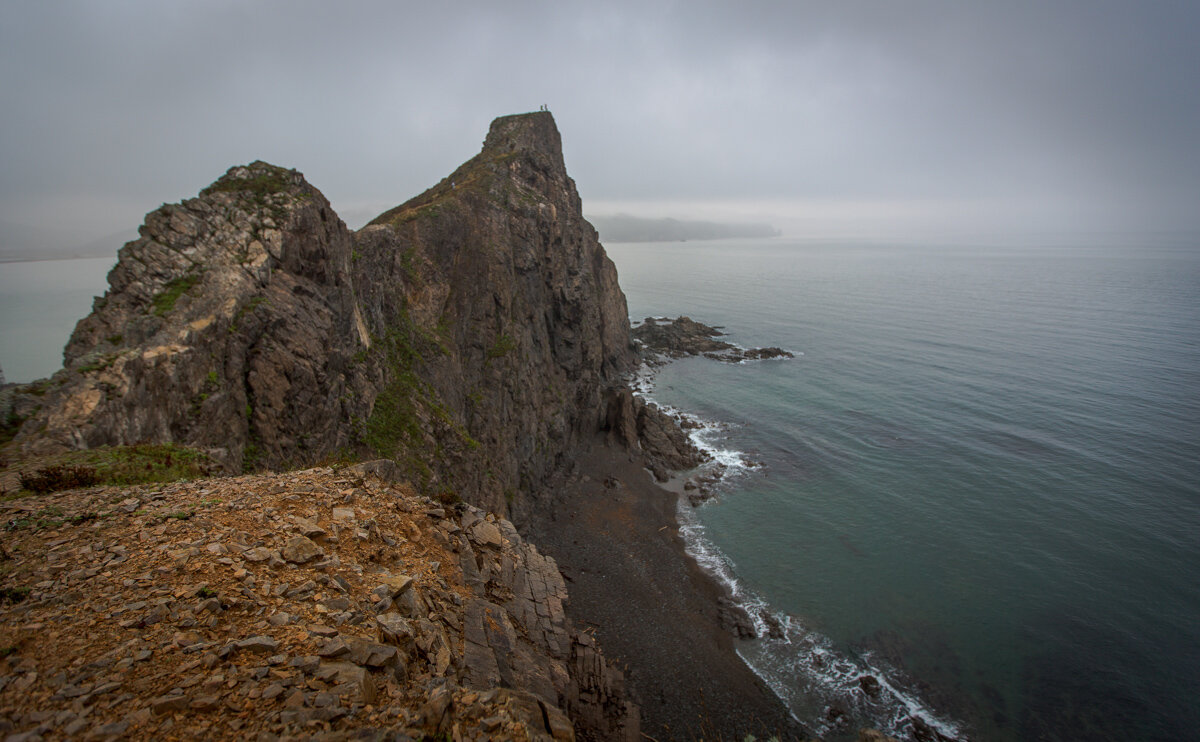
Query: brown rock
xmin=150 ymin=695 xmax=189 ymax=715
xmin=235 ymin=635 xmax=278 ymax=654
xmin=281 ymin=535 xmax=322 ymax=564
xmin=319 ymin=661 xmax=377 ymax=705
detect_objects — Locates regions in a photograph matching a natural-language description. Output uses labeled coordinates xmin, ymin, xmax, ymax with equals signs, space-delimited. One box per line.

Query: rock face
xmin=9 ymin=112 xmax=637 ymax=515
xmin=0 ymin=464 xmax=638 ymax=740
xmin=14 ymin=161 xmax=361 ymax=472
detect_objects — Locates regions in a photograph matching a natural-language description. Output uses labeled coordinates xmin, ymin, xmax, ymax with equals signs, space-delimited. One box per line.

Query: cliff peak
xmin=481 ymin=111 xmax=564 ymax=168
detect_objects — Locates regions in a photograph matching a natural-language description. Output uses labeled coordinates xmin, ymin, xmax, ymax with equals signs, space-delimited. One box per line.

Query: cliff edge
xmin=4 ymin=112 xmax=696 ymax=517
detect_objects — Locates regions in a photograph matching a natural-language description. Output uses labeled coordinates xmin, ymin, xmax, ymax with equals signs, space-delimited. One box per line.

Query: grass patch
xmin=19 ymin=465 xmax=100 ymax=494
xmin=0 ymin=587 xmax=30 ymax=604
xmin=201 ymin=170 xmax=292 ymax=199
xmin=230 ymin=296 xmax=269 ymax=333
xmin=486 ymin=333 xmax=517 ymax=360
xmin=10 ymin=444 xmax=217 ymax=496
xmin=152 ymin=274 xmax=200 ymax=317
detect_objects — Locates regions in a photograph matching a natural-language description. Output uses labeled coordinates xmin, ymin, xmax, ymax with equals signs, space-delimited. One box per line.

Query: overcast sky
xmin=2 ymin=0 xmax=1198 ymax=251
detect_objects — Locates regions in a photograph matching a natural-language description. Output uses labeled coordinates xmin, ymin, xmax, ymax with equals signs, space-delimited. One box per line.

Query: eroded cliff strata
xmin=6 ymin=112 xmax=698 ymax=516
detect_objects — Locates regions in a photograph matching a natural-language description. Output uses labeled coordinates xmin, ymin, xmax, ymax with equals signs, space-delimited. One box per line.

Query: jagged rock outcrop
xmin=350 ymin=112 xmax=636 ymax=517
xmin=633 ymin=314 xmax=792 ymax=362
xmin=633 ymin=315 xmax=794 ymax=363
xmin=603 ymin=387 xmax=706 ymax=481
xmin=8 ymin=112 xmax=638 ymax=516
xmin=12 ymin=161 xmax=362 ymax=472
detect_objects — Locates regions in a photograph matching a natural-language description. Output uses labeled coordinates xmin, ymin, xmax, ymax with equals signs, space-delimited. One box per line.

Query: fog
xmin=2 ymin=1 xmax=1198 ymax=256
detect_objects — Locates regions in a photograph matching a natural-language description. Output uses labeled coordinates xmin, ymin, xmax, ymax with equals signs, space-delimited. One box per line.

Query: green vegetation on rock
xmin=9 ymin=444 xmax=218 ymax=497
xmin=201 ymin=169 xmax=293 ymax=199
xmin=152 ymin=274 xmax=200 ymax=317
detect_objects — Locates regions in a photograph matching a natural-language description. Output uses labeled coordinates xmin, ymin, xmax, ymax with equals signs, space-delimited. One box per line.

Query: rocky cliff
xmin=5 ymin=112 xmax=694 ymax=517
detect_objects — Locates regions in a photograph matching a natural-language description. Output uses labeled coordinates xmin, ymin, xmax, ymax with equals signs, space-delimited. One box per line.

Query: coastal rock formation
xmin=7 ymin=112 xmax=637 ymax=516
xmin=0 ymin=112 xmax=807 ymax=740
xmin=0 ymin=464 xmax=637 ymax=740
xmin=603 ymin=387 xmax=706 ymax=481
xmin=12 ymin=160 xmax=360 ymax=472
xmin=633 ymin=315 xmax=794 ymax=363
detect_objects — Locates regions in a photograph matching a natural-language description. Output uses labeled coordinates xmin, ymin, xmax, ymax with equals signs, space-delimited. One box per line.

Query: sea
xmin=3 ymin=237 xmax=1199 ymax=740
xmin=605 ymin=235 xmax=1200 ymax=741
xmin=0 ymin=257 xmax=116 ymax=384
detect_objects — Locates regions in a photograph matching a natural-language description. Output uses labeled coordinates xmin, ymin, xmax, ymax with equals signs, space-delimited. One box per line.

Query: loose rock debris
xmin=0 ymin=463 xmax=638 ymax=740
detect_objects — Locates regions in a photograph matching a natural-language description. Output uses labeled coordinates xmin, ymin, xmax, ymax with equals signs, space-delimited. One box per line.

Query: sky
xmin=2 ymin=0 xmax=1199 ymax=254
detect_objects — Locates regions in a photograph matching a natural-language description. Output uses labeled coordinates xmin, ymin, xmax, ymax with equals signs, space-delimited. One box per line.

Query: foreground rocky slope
xmin=0 ymin=464 xmax=637 ymax=740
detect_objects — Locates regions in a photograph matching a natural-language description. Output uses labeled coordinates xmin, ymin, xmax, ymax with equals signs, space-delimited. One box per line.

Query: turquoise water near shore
xmin=607 ymin=236 xmax=1200 ymax=741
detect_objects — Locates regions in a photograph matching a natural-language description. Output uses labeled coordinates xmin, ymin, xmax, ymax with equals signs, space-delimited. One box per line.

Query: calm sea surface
xmin=0 ymin=257 xmax=114 ymax=383
xmin=606 ymin=236 xmax=1200 ymax=741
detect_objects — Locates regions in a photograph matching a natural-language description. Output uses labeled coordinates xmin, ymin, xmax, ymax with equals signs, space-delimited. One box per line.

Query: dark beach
xmin=526 ymin=435 xmax=807 ymax=741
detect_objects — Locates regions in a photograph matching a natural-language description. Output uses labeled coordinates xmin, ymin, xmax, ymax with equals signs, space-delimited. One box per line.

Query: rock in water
xmin=633 ymin=315 xmax=794 ymax=363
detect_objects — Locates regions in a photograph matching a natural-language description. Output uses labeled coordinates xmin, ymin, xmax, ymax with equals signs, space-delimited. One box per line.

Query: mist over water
xmin=608 ymin=236 xmax=1200 ymax=741
xmin=0 ymin=257 xmax=113 ymax=383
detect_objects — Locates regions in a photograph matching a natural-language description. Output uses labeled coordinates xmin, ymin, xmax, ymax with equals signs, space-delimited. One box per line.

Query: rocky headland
xmin=0 ymin=112 xmax=849 ymax=740
xmin=633 ymin=316 xmax=794 ymax=365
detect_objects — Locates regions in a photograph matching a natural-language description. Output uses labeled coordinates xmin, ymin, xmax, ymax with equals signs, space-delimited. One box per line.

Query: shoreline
xmin=524 ymin=434 xmax=808 ymax=741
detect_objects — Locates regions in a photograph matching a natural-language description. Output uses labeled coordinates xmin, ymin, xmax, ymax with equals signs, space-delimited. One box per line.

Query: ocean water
xmin=0 ymin=257 xmax=115 ymax=383
xmin=606 ymin=236 xmax=1200 ymax=741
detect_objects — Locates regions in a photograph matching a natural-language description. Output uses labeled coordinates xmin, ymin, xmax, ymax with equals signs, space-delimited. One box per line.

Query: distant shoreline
xmin=588 ymin=214 xmax=781 ymax=243
xmin=0 ymin=254 xmax=116 ymax=265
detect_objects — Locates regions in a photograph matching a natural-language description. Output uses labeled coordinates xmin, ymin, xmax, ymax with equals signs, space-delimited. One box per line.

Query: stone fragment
xmin=317 ymin=637 xmax=350 ymax=658
xmin=91 ymin=720 xmax=130 ymax=737
xmin=332 ymin=507 xmax=355 ymax=522
xmin=150 ymin=695 xmax=189 ymax=715
xmin=243 ymin=547 xmax=272 ymax=562
xmin=189 ymin=695 xmax=220 ymax=711
xmin=376 ymin=612 xmax=413 ymax=644
xmin=282 ymin=689 xmax=307 ymax=708
xmin=235 ymin=635 xmax=278 ymax=654
xmin=307 ymin=624 xmax=339 ymax=638
xmin=289 ymin=655 xmax=321 ymax=673
xmin=320 ymin=661 xmax=377 ymax=704
xmin=294 ymin=517 xmax=326 ymax=538
xmin=376 ymin=574 xmax=413 ymax=598
xmin=281 ymin=535 xmax=323 ymax=564
xmin=471 ymin=520 xmax=503 ymax=547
